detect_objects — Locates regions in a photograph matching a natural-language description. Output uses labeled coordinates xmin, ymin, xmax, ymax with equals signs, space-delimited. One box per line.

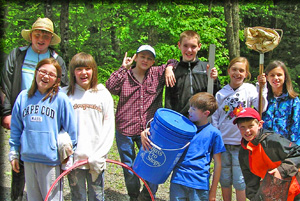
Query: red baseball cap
xmin=233 ymin=107 xmax=261 ymax=124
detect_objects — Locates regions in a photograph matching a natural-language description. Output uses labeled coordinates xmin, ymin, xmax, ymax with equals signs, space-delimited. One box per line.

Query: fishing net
xmin=244 ymin=27 xmax=282 ymax=53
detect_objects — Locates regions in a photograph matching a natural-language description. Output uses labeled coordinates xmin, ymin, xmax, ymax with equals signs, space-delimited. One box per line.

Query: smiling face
xmin=30 ymin=30 xmax=52 ymax=54
xmin=266 ymin=66 xmax=285 ymax=94
xmin=178 ymin=37 xmax=201 ymax=62
xmin=237 ymin=119 xmax=263 ymax=142
xmin=36 ymin=64 xmax=57 ymax=94
xmin=74 ymin=67 xmax=93 ymax=90
xmin=134 ymin=51 xmax=155 ymax=71
xmin=228 ymin=61 xmax=248 ymax=89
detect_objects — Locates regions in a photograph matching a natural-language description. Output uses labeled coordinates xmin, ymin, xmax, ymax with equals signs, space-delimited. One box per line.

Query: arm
xmin=165 ymin=59 xmax=178 ymax=88
xmin=1 ymin=49 xmax=17 ymax=129
xmin=290 ymin=97 xmax=300 ymax=140
xmin=105 ymin=52 xmax=135 ymax=95
xmin=88 ymin=88 xmax=115 ymax=173
xmin=239 ymin=148 xmax=261 ymax=200
xmin=9 ymin=94 xmax=23 ymax=172
xmin=61 ymin=96 xmax=77 ymax=152
xmin=209 ymin=153 xmax=222 ymax=201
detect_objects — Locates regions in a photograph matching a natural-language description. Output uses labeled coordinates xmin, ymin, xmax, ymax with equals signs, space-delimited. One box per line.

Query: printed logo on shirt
xmin=31 ymin=116 xmax=42 ymax=122
xmin=23 ymin=104 xmax=55 ymax=119
xmin=73 ymin=104 xmax=102 ymax=113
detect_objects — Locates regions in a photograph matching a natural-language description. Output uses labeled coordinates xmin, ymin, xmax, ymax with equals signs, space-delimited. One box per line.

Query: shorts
xmin=219 ymin=144 xmax=245 ymax=190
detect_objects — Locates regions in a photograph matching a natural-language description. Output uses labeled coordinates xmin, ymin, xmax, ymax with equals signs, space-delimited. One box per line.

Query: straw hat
xmin=21 ymin=17 xmax=61 ymax=45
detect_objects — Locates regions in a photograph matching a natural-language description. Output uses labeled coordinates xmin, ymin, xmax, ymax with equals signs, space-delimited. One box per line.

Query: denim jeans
xmin=170 ymin=183 xmax=209 ymax=201
xmin=220 ymin=144 xmax=246 ymax=190
xmin=67 ymin=169 xmax=104 ymax=201
xmin=115 ymin=130 xmax=158 ymax=199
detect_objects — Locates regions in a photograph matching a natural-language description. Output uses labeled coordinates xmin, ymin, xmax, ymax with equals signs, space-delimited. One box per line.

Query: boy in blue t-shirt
xmin=141 ymin=92 xmax=225 ymax=200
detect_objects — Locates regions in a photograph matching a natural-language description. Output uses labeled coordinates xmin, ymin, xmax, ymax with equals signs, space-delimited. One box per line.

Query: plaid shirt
xmin=106 ymin=60 xmax=176 ymax=136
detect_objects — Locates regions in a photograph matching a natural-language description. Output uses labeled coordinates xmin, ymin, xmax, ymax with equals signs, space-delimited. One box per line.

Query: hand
xmin=11 ymin=159 xmax=20 ymax=173
xmin=207 ymin=64 xmax=218 ymax=80
xmin=141 ymin=128 xmax=152 ymax=151
xmin=122 ymin=52 xmax=136 ymax=70
xmin=165 ymin=66 xmax=176 ymax=87
xmin=61 ymin=156 xmax=73 ymax=170
xmin=1 ymin=115 xmax=11 ymax=130
xmin=257 ymin=73 xmax=266 ymax=86
xmin=268 ymin=168 xmax=282 ymax=179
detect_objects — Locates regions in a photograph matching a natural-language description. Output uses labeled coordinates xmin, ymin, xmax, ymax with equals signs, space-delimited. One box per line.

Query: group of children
xmin=1 ymin=17 xmax=300 ymax=201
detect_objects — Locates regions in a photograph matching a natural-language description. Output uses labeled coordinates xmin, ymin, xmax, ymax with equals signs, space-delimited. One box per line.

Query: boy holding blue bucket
xmin=142 ymin=92 xmax=226 ymax=200
xmin=106 ymin=45 xmax=176 ymax=201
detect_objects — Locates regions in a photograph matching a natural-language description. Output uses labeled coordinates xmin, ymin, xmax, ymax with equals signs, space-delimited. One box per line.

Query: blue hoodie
xmin=9 ymin=90 xmax=77 ymax=166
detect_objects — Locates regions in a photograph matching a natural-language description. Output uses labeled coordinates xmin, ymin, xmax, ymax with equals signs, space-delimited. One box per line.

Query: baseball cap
xmin=233 ymin=107 xmax=261 ymax=124
xmin=136 ymin=45 xmax=156 ymax=58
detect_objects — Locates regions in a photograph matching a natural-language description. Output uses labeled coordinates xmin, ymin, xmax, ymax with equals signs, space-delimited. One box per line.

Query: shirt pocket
xmin=20 ymin=130 xmax=57 ymax=162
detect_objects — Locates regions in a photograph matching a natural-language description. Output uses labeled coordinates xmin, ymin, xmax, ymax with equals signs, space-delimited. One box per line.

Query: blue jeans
xmin=219 ymin=144 xmax=245 ymax=190
xmin=115 ymin=130 xmax=158 ymax=199
xmin=67 ymin=169 xmax=104 ymax=201
xmin=170 ymin=183 xmax=209 ymax=201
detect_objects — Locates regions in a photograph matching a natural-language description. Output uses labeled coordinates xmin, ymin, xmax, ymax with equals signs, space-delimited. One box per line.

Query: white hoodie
xmin=211 ymin=83 xmax=267 ymax=145
xmin=62 ymin=84 xmax=115 ymax=179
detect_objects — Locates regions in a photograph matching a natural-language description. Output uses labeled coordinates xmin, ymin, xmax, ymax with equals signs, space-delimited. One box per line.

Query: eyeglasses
xmin=38 ymin=69 xmax=57 ymax=78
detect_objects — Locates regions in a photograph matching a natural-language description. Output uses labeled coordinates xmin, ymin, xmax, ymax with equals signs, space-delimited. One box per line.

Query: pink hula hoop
xmin=44 ymin=159 xmax=155 ymax=201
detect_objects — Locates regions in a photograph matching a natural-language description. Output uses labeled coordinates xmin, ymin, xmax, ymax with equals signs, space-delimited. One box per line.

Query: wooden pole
xmin=258 ymin=53 xmax=264 ymax=117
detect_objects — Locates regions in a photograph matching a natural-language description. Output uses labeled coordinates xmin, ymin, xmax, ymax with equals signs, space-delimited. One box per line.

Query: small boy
xmin=233 ymin=107 xmax=300 ymax=201
xmin=165 ymin=30 xmax=221 ymax=117
xmin=106 ymin=45 xmax=176 ymax=201
xmin=141 ymin=92 xmax=225 ymax=200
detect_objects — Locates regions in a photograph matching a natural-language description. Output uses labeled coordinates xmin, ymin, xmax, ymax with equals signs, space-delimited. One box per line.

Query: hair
xmin=236 ymin=117 xmax=259 ymax=126
xmin=179 ymin=30 xmax=201 ymax=44
xmin=189 ymin=92 xmax=218 ymax=116
xmin=265 ymin=60 xmax=298 ymax=99
xmin=228 ymin=56 xmax=251 ymax=81
xmin=67 ymin=52 xmax=98 ymax=95
xmin=28 ymin=58 xmax=62 ymax=102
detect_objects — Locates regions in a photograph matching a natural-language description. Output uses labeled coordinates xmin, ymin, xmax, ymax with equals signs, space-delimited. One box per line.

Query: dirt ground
xmin=0 ymin=126 xmax=228 ymax=201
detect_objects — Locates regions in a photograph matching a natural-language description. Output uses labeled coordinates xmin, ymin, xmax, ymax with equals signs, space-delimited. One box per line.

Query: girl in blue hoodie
xmin=9 ymin=58 xmax=77 ymax=201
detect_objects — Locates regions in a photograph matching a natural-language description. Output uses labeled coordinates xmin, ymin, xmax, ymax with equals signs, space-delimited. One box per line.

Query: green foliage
xmin=1 ymin=1 xmax=300 ymax=92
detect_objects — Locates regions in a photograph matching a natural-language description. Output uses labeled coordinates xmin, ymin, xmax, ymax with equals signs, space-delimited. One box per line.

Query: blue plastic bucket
xmin=133 ymin=108 xmax=197 ymax=184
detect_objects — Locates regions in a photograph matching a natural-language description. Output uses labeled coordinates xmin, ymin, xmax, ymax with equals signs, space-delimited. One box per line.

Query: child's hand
xmin=268 ymin=168 xmax=282 ymax=179
xmin=122 ymin=52 xmax=136 ymax=70
xmin=11 ymin=159 xmax=20 ymax=173
xmin=207 ymin=64 xmax=218 ymax=80
xmin=257 ymin=73 xmax=266 ymax=86
xmin=141 ymin=128 xmax=152 ymax=151
xmin=165 ymin=66 xmax=176 ymax=87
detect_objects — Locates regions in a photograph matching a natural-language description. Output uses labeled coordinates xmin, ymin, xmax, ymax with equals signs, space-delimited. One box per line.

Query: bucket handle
xmin=149 ymin=139 xmax=190 ymax=151
xmin=145 ymin=117 xmax=191 ymax=151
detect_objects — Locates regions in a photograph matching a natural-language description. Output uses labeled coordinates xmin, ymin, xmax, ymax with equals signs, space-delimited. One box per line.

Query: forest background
xmin=1 ymin=0 xmax=300 ymax=104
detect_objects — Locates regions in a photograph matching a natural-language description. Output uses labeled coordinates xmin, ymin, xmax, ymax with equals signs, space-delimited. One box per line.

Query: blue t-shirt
xmin=171 ymin=123 xmax=226 ymax=190
xmin=21 ymin=46 xmax=50 ymax=90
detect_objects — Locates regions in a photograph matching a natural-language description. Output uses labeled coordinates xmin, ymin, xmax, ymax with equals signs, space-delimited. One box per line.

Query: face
xmin=135 ymin=51 xmax=155 ymax=71
xmin=178 ymin=37 xmax=201 ymax=62
xmin=237 ymin=119 xmax=263 ymax=142
xmin=36 ymin=64 xmax=57 ymax=94
xmin=266 ymin=67 xmax=285 ymax=92
xmin=228 ymin=62 xmax=248 ymax=89
xmin=74 ymin=67 xmax=93 ymax=90
xmin=188 ymin=106 xmax=208 ymax=126
xmin=30 ymin=30 xmax=52 ymax=54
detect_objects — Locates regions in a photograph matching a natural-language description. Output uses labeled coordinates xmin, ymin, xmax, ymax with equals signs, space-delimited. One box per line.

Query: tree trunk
xmin=44 ymin=0 xmax=52 ymax=19
xmin=60 ymin=0 xmax=70 ymax=67
xmin=224 ymin=0 xmax=240 ymax=60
